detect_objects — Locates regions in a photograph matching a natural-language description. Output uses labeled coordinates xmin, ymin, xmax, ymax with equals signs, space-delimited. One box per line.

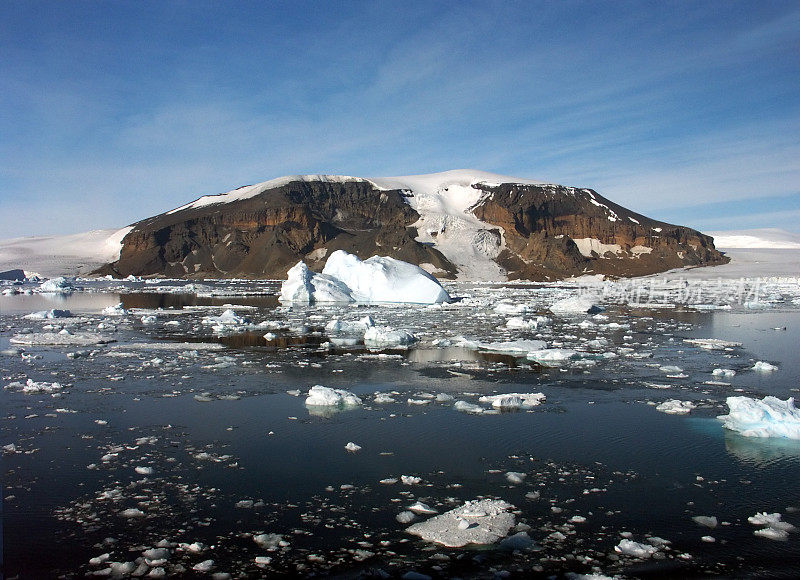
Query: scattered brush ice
xmin=505 ymin=316 xmax=549 ymax=330
xmin=10 ymin=332 xmax=113 ymax=346
xmin=454 ymin=400 xmax=485 ymax=414
xmin=752 ymin=361 xmax=778 ymax=372
xmin=23 ymin=309 xmax=72 ymax=320
xmin=505 ymin=471 xmax=527 ymax=484
xmin=321 ymin=250 xmax=451 ymax=304
xmin=406 ymin=499 xmax=516 ymax=548
xmin=549 ymin=296 xmax=604 ymax=315
xmin=305 ymin=385 xmax=362 ymax=408
xmin=712 ymin=368 xmax=736 ymax=377
xmin=344 ymin=442 xmax=362 ymax=453
xmin=280 ymin=251 xmax=450 ymax=304
xmin=614 ymin=539 xmax=659 ymax=558
xmin=101 ymin=303 xmax=128 ymax=316
xmin=718 ymin=396 xmax=800 ymax=439
xmin=478 ymin=392 xmax=546 ymax=409
xmin=140 ymin=315 xmax=157 ymax=325
xmin=692 ymin=515 xmax=718 ymax=528
xmin=5 ymin=378 xmax=64 ymax=394
xmin=656 ymin=400 xmax=696 ymax=415
xmin=363 ymin=327 xmax=416 ymax=348
xmin=38 ymin=277 xmax=74 ymax=293
xmin=683 ymin=338 xmax=742 ymax=350
xmin=373 ymin=392 xmax=397 ymax=404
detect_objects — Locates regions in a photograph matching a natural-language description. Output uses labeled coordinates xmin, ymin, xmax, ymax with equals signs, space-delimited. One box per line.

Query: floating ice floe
xmin=692 ymin=515 xmax=718 ymax=528
xmin=304 ymin=385 xmax=362 ymax=408
xmin=101 ymin=303 xmax=128 ymax=316
xmin=505 ymin=316 xmax=549 ymax=330
xmin=23 ymin=309 xmax=72 ymax=320
xmin=748 ymin=512 xmax=797 ymax=541
xmin=752 ymin=361 xmax=778 ymax=372
xmin=454 ymin=400 xmax=486 ymax=414
xmin=656 ymin=400 xmax=696 ymax=415
xmin=549 ymin=296 xmax=604 ymax=315
xmin=405 ymin=499 xmax=516 ymax=547
xmin=718 ymin=396 xmax=800 ymax=439
xmin=38 ymin=277 xmax=74 ymax=294
xmin=477 ymin=340 xmax=547 ymax=356
xmin=614 ymin=539 xmax=659 ymax=558
xmin=478 ymin=392 xmax=546 ymax=409
xmin=712 ymin=368 xmax=736 ymax=377
xmin=5 ymin=378 xmax=64 ymax=394
xmin=683 ymin=338 xmax=742 ymax=350
xmin=344 ymin=442 xmax=362 ymax=452
xmin=280 ymin=251 xmax=451 ymax=304
xmin=201 ymin=309 xmax=251 ymax=327
xmin=526 ymin=348 xmax=579 ymax=363
xmin=363 ymin=326 xmax=416 ymax=348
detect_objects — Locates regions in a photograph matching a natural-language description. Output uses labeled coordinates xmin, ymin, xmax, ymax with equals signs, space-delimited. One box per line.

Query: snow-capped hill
xmin=709 ymin=229 xmax=800 ymax=249
xmin=0 ymin=227 xmax=132 ymax=278
xmin=93 ymin=170 xmax=724 ymax=280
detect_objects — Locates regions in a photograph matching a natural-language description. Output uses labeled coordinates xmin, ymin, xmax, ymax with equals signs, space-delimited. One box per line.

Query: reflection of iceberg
xmin=724 ymin=431 xmax=800 ymax=468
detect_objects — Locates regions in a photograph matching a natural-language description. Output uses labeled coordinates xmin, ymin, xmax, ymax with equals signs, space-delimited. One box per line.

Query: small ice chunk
xmin=373 ymin=392 xmax=397 ymax=404
xmin=192 ymin=560 xmax=214 ymax=572
xmin=505 ymin=471 xmax=527 ymax=484
xmin=614 ymin=539 xmax=659 ymax=558
xmin=135 ymin=466 xmax=154 ymax=475
xmin=454 ymin=400 xmax=485 ymax=414
xmin=364 ymin=327 xmax=417 ymax=348
xmin=23 ymin=309 xmax=72 ymax=320
xmin=692 ymin=515 xmax=718 ymax=528
xmin=752 ymin=361 xmax=778 ymax=372
xmin=712 ymin=368 xmax=736 ymax=377
xmin=656 ymin=400 xmax=696 ymax=415
xmin=479 ymin=393 xmax=545 ymax=409
xmin=305 ymin=385 xmax=362 ymax=408
xmin=549 ymin=296 xmax=604 ymax=315
xmin=408 ymin=501 xmax=438 ymax=515
xmin=120 ymin=508 xmax=145 ymax=518
xmin=344 ymin=442 xmax=362 ymax=453
xmin=718 ymin=396 xmax=800 ymax=439
xmin=401 ymin=475 xmax=422 ymax=485
xmin=396 ymin=511 xmax=417 ymax=524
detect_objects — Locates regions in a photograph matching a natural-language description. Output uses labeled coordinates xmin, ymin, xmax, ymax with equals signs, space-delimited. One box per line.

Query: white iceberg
xmin=405 ymin=499 xmax=516 ymax=548
xmin=752 ymin=361 xmax=778 ymax=372
xmin=23 ymin=309 xmax=73 ymax=319
xmin=304 ymin=385 xmax=362 ymax=408
xmin=718 ymin=396 xmax=800 ymax=439
xmin=614 ymin=539 xmax=659 ymax=558
xmin=201 ymin=309 xmax=251 ymax=327
xmin=280 ymin=251 xmax=450 ymax=304
xmin=101 ymin=303 xmax=128 ymax=316
xmin=38 ymin=276 xmax=75 ymax=293
xmin=477 ymin=340 xmax=547 ymax=356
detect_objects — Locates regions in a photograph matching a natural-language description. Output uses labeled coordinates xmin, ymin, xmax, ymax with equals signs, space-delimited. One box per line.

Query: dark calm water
xmin=2 ymin=284 xmax=800 ymax=578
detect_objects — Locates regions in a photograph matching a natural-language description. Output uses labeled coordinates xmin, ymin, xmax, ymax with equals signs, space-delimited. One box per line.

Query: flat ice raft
xmin=280 ymin=250 xmax=451 ymax=304
xmin=405 ymin=499 xmax=516 ymax=547
xmin=719 ymin=396 xmax=800 ymax=439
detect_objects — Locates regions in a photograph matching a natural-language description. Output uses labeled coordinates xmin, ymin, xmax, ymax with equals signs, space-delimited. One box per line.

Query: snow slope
xmin=708 ymin=229 xmax=800 ymax=249
xmin=0 ymin=227 xmax=132 ymax=277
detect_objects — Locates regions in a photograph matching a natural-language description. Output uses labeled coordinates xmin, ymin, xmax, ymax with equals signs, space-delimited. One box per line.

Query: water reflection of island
xmin=724 ymin=431 xmax=800 ymax=467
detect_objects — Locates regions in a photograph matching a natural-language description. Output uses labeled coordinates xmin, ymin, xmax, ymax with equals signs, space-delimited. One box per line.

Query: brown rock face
xmin=470 ymin=183 xmax=727 ymax=279
xmin=95 ymin=176 xmax=727 ymax=280
xmin=98 ymin=180 xmax=457 ymax=279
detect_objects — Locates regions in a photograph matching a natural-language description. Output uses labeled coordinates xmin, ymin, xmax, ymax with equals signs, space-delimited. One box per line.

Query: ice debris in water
xmin=549 ymin=296 xmax=604 ymax=315
xmin=280 ymin=250 xmax=450 ymax=304
xmin=23 ymin=309 xmax=72 ymax=319
xmin=656 ymin=400 xmax=696 ymax=415
xmin=477 ymin=340 xmax=547 ymax=355
xmin=405 ymin=499 xmax=516 ymax=547
xmin=305 ymin=385 xmax=362 ymax=408
xmin=712 ymin=368 xmax=736 ymax=377
xmin=201 ymin=309 xmax=251 ymax=327
xmin=718 ymin=396 xmax=800 ymax=439
xmin=505 ymin=471 xmax=527 ymax=484
xmin=454 ymin=401 xmax=486 ymax=414
xmin=505 ymin=316 xmax=549 ymax=330
xmin=478 ymin=392 xmax=546 ymax=409
xmin=752 ymin=361 xmax=779 ymax=372
xmin=748 ymin=512 xmax=797 ymax=541
xmin=344 ymin=442 xmax=362 ymax=453
xmin=614 ymin=539 xmax=659 ymax=558
xmin=692 ymin=515 xmax=718 ymax=528
xmin=363 ymin=326 xmax=417 ymax=348
xmin=683 ymin=338 xmax=742 ymax=350
xmin=101 ymin=303 xmax=128 ymax=316
xmin=5 ymin=378 xmax=64 ymax=394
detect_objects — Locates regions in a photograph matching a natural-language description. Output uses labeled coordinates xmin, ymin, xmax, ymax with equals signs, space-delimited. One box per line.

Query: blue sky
xmin=1 ymin=0 xmax=798 ymax=237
